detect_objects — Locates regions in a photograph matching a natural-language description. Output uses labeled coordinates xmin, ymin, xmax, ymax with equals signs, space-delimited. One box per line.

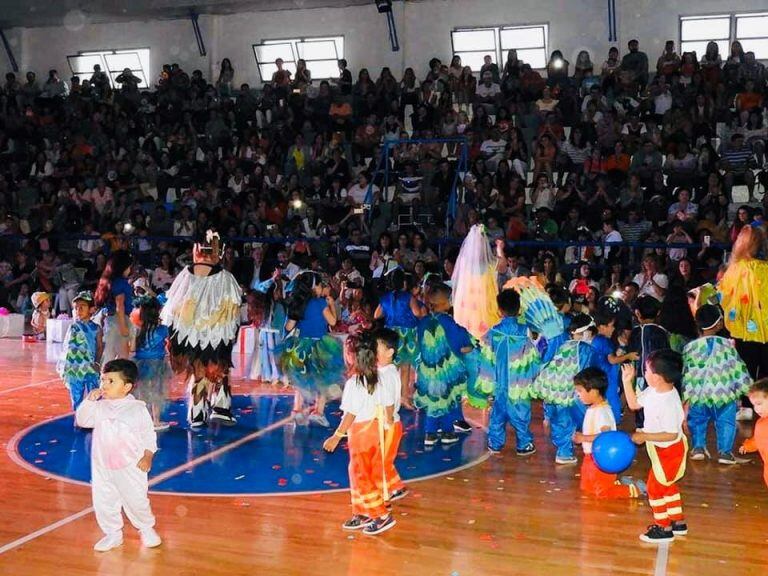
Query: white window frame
xmin=679 ymin=12 xmax=768 ymax=61
xmin=67 ymin=48 xmax=151 ymax=89
xmin=679 ymin=14 xmax=731 ymax=59
xmin=253 ymin=36 xmax=344 ymax=82
xmin=451 ymin=24 xmax=549 ymax=74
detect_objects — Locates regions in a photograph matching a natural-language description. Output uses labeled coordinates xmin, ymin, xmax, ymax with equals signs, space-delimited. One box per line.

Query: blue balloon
xmin=592 ymin=430 xmax=637 ymax=474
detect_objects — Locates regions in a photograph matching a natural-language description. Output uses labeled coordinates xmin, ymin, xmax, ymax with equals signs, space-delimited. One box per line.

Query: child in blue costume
xmin=131 ymin=296 xmax=173 ymax=431
xmin=58 ymin=291 xmax=103 ymax=411
xmin=486 ymin=289 xmax=541 ymax=456
xmin=280 ymin=272 xmax=345 ymax=427
xmin=250 ymin=269 xmax=289 ymax=386
xmin=592 ymin=298 xmax=639 ymax=422
xmin=533 ymin=313 xmax=596 ymax=464
xmin=374 ymin=268 xmax=423 ymax=409
xmin=415 ymin=283 xmax=473 ymax=446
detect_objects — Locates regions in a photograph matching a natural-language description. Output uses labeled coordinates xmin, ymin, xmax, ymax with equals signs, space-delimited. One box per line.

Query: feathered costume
xmin=533 ymin=339 xmax=595 ymax=460
xmin=248 ymin=278 xmax=288 ymax=383
xmin=161 ymin=237 xmax=243 ymax=427
xmin=58 ymin=319 xmax=101 ymax=410
xmin=279 ymin=296 xmax=345 ymax=400
xmin=452 ymin=224 xmax=500 ymax=340
xmin=502 ymin=276 xmax=566 ymax=363
xmin=683 ymin=335 xmax=752 ymax=455
xmin=415 ymin=312 xmax=471 ymax=433
xmin=484 ymin=317 xmax=541 ymax=452
xmin=682 ymin=336 xmax=752 ymax=407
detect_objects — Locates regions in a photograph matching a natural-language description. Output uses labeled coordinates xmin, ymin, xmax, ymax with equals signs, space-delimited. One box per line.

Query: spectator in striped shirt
xmin=720 ymin=133 xmax=756 ymax=201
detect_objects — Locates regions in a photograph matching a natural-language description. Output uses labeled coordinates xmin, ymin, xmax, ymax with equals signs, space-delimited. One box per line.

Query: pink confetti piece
xmin=277 ymin=478 xmax=288 ymax=487
xmin=304 ymin=469 xmax=315 ymax=474
xmin=272 ymin=464 xmax=282 ymax=470
xmin=38 ymin=451 xmax=47 ymax=456
xmin=34 ymin=459 xmax=43 ymax=464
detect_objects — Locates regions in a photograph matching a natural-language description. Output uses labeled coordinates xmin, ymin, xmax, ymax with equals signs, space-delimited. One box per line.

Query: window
xmin=736 ymin=12 xmax=768 ymax=59
xmin=67 ymin=48 xmax=150 ymax=88
xmin=452 ymin=24 xmax=548 ymax=73
xmin=253 ymin=36 xmax=344 ymax=81
xmin=680 ymin=15 xmax=730 ymax=58
xmin=500 ymin=25 xmax=548 ymax=70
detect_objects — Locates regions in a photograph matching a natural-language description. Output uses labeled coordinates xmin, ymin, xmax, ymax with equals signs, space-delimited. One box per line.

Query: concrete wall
xmin=7 ymin=0 xmax=768 ymax=86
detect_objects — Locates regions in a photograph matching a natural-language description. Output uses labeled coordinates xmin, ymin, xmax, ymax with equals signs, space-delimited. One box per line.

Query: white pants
xmin=92 ymin=464 xmax=155 ymax=536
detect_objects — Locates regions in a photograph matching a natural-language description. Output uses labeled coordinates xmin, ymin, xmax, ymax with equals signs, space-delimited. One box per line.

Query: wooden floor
xmin=1 ymin=343 xmax=767 ymax=576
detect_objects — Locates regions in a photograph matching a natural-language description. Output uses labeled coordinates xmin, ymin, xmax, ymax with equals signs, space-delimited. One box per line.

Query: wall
xmin=7 ymin=0 xmax=768 ymax=86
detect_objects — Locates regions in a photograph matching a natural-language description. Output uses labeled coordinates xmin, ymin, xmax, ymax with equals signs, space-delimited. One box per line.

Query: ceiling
xmin=0 ymin=0 xmax=388 ymax=29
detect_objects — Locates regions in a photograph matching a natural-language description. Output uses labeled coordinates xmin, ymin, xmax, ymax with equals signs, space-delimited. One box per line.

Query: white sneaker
xmin=140 ymin=528 xmax=162 ymax=548
xmin=94 ymin=532 xmax=123 ymax=552
xmin=736 ymin=407 xmax=754 ymax=422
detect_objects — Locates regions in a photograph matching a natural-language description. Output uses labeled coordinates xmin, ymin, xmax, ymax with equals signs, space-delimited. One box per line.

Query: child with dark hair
xmin=323 ymin=332 xmax=396 ymax=535
xmin=131 ymin=296 xmax=172 ymax=431
xmin=574 ymin=367 xmax=646 ymax=499
xmin=75 ymin=359 xmax=161 ymax=552
xmin=281 ymin=271 xmax=344 ymax=427
xmin=415 ymin=283 xmax=474 ymax=446
xmin=628 ymin=294 xmax=671 ymax=425
xmin=485 ymin=289 xmax=541 ymax=456
xmin=533 ymin=313 xmax=596 ymax=464
xmin=374 ymin=268 xmax=423 ymax=408
xmin=591 ymin=299 xmax=639 ymax=422
xmin=622 ymin=350 xmax=688 ymax=543
xmin=682 ymin=304 xmax=751 ymax=463
xmin=59 ymin=291 xmax=103 ymax=411
xmin=249 ymin=269 xmax=288 ymax=386
xmin=740 ymin=379 xmax=768 ymax=488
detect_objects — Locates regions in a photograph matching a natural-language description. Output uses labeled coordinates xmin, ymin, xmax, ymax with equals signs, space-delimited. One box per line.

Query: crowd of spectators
xmin=0 ymin=38 xmax=766 ymax=325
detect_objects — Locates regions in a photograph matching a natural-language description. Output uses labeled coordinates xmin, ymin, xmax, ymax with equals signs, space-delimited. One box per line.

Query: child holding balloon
xmin=573 ymin=367 xmax=646 ymax=499
xmin=622 ymin=350 xmax=688 ymax=544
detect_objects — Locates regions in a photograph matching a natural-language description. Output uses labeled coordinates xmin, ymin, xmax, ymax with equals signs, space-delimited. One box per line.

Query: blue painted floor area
xmin=17 ymin=394 xmax=487 ymax=495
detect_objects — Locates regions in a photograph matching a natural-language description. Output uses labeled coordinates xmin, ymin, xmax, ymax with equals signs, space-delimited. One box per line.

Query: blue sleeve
xmin=252 ymin=278 xmax=275 ymax=294
xmin=578 ymin=342 xmax=596 ymax=370
xmin=591 ymin=336 xmax=613 ymax=369
xmin=440 ymin=315 xmax=472 ymax=354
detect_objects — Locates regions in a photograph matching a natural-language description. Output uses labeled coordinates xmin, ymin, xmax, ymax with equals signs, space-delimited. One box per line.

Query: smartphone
xmin=353 ymin=207 xmax=365 ymax=215
xmin=703 ymin=235 xmax=711 ymax=247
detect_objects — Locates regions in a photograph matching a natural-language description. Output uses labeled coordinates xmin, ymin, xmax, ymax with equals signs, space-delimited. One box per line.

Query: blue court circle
xmin=15 ymin=395 xmax=488 ymax=496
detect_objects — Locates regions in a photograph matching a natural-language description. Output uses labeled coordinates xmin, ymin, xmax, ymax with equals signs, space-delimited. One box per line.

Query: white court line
xmin=0 ymin=377 xmax=60 ymax=396
xmin=654 ymin=542 xmax=670 ymax=576
xmin=0 ymin=507 xmax=95 ymax=554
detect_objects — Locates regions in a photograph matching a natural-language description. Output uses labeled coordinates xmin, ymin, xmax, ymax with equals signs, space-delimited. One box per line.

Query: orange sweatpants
xmin=580 ymin=454 xmax=639 ymax=499
xmin=646 ymin=438 xmax=687 ymax=528
xmin=383 ymin=421 xmax=405 ymax=494
xmin=348 ymin=419 xmax=388 ymax=519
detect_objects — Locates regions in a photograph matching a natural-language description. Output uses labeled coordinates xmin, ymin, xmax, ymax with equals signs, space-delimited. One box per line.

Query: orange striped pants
xmin=580 ymin=454 xmax=639 ymax=499
xmin=348 ymin=419 xmax=388 ymax=519
xmin=382 ymin=421 xmax=405 ymax=494
xmin=646 ymin=438 xmax=687 ymax=528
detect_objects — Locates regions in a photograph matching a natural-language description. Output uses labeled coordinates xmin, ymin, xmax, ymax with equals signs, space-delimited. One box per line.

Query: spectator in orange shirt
xmin=740 ymin=379 xmax=768 ymax=488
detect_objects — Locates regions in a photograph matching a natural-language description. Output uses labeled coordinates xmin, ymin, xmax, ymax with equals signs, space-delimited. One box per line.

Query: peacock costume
xmin=682 ymin=335 xmax=752 ymax=455
xmin=415 ymin=312 xmax=472 ymax=435
xmin=133 ymin=323 xmax=173 ymax=415
xmin=249 ymin=278 xmax=288 ymax=383
xmin=161 ymin=255 xmax=243 ymax=427
xmin=279 ymin=297 xmax=345 ymax=400
xmin=484 ymin=317 xmax=541 ymax=452
xmin=59 ymin=318 xmax=101 ymax=411
xmin=379 ymin=290 xmax=420 ymax=365
xmin=533 ymin=339 xmax=595 ymax=460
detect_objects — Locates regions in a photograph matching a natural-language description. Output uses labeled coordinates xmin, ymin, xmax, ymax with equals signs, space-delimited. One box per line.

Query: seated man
xmin=720 ymin=133 xmax=757 ymax=201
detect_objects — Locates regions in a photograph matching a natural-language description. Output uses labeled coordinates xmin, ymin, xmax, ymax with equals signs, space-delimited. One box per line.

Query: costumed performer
xmin=160 ymin=231 xmax=242 ymax=427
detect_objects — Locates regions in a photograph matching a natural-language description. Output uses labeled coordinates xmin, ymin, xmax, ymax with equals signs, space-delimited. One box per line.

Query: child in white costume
xmin=75 ymin=359 xmax=161 ymax=552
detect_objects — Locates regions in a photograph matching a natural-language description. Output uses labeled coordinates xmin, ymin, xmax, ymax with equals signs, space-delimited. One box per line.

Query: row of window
xmin=64 ymin=12 xmax=768 ymax=88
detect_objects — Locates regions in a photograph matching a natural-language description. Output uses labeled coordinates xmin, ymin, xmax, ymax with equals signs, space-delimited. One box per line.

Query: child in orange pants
xmin=324 ymin=333 xmax=396 ymax=536
xmin=375 ymin=328 xmax=408 ymax=500
xmin=623 ymin=350 xmax=688 ymax=544
xmin=573 ymin=367 xmax=646 ymax=499
xmin=740 ymin=379 xmax=768 ymax=488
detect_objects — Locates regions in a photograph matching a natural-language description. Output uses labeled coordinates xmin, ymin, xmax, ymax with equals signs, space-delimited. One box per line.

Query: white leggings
xmin=92 ymin=464 xmax=156 ymax=536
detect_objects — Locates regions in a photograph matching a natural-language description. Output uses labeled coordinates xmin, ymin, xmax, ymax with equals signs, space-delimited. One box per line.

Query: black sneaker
xmin=453 ymin=419 xmax=473 ymax=433
xmin=342 ymin=515 xmax=373 ymax=530
xmin=362 ymin=515 xmax=396 ymax=535
xmin=516 ymin=443 xmax=536 ymax=457
xmin=388 ymin=488 xmax=409 ymax=502
xmin=671 ymin=521 xmax=688 ymax=536
xmin=424 ymin=433 xmax=439 ymax=446
xmin=440 ymin=432 xmax=460 ymax=444
xmin=639 ymin=524 xmax=674 ymax=543
xmin=210 ymin=408 xmax=237 ymax=426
